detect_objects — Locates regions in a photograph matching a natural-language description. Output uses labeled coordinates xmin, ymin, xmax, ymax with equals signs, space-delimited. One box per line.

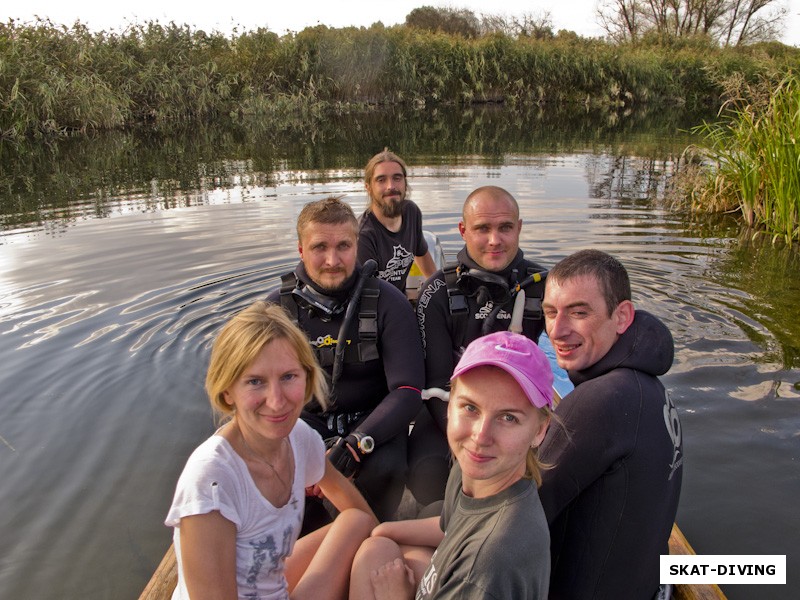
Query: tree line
xmin=406 ymin=2 xmax=787 ymax=46
xmin=596 ymin=0 xmax=787 ymax=45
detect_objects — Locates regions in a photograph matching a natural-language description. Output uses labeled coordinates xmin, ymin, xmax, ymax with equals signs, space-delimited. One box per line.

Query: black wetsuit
xmin=357 ymin=200 xmax=428 ymax=292
xmin=409 ymin=248 xmax=547 ymax=504
xmin=539 ymin=310 xmax=683 ymax=599
xmin=266 ymin=263 xmax=424 ymax=522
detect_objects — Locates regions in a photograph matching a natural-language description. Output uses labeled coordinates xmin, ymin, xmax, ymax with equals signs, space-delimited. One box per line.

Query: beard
xmin=375 ymin=194 xmax=406 ymax=219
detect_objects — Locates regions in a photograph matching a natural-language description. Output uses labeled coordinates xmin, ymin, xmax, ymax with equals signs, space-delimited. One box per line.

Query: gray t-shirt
xmin=416 ymin=463 xmax=550 ymax=600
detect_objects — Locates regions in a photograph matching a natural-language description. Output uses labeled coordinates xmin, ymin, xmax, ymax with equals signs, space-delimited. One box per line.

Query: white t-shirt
xmin=165 ymin=420 xmax=326 ymax=599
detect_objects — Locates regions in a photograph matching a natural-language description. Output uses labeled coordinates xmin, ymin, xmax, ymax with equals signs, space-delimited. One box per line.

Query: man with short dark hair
xmin=540 ymin=249 xmax=683 ymax=599
xmin=358 ymin=149 xmax=436 ymax=292
xmin=267 ymin=196 xmax=424 ymax=526
xmin=409 ymin=185 xmax=548 ymax=505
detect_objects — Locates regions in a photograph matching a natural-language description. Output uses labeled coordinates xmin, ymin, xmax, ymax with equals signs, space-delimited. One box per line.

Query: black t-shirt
xmin=357 ymin=200 xmax=428 ymax=291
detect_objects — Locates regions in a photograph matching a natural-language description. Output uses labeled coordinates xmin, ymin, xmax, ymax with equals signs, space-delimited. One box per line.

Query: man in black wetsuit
xmin=410 ymin=185 xmax=548 ymax=505
xmin=539 ymin=249 xmax=683 ymax=599
xmin=266 ymin=196 xmax=424 ymax=526
xmin=357 ymin=149 xmax=436 ymax=293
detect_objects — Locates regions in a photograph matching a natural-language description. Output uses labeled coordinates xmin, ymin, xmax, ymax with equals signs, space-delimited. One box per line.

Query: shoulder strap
xmin=356 ymin=278 xmax=380 ymax=363
xmin=444 ymin=263 xmax=468 ymax=313
xmin=279 ymin=271 xmax=300 ymax=321
xmin=279 ymin=272 xmax=381 ymax=367
xmin=520 ymin=267 xmax=547 ymax=321
xmin=444 ymin=262 xmax=469 ymax=349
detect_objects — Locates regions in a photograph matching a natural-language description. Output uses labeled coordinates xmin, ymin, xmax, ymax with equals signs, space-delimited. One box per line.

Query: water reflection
xmin=1 ymin=104 xmax=711 ymax=237
xmin=1 ymin=107 xmax=798 ymax=600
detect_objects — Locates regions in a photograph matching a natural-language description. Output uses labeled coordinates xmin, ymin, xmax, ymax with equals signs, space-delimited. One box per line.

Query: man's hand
xmin=370 ymin=558 xmax=415 ymax=600
xmin=325 ymin=435 xmax=362 ymax=478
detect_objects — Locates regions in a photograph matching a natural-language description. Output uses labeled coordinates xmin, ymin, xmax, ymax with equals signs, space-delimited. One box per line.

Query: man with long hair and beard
xmin=357 ymin=149 xmax=436 ymax=292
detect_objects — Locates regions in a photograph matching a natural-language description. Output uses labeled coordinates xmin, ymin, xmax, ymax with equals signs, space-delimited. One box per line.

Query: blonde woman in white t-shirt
xmin=166 ymin=301 xmax=376 ymax=600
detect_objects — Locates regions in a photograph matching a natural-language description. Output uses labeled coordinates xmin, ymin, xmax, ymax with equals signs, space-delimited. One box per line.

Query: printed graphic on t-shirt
xmin=379 ymin=244 xmax=415 ymax=284
xmin=245 ymin=524 xmax=292 ymax=590
xmin=416 ymin=555 xmax=439 ymax=599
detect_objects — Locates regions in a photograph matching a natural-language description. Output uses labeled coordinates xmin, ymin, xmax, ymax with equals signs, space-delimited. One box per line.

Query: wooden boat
xmin=138 ymin=523 xmax=725 ymax=599
xmin=139 ymin=548 xmax=177 ymax=600
xmin=140 ymin=233 xmax=726 ymax=600
xmin=668 ymin=525 xmax=727 ymax=600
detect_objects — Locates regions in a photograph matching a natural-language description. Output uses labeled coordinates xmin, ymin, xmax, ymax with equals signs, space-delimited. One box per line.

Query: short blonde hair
xmin=296 ymin=196 xmax=358 ymax=242
xmin=205 ymin=301 xmax=328 ymax=420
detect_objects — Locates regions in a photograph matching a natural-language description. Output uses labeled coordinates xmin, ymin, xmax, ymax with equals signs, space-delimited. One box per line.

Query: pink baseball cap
xmin=451 ymin=331 xmax=554 ymax=408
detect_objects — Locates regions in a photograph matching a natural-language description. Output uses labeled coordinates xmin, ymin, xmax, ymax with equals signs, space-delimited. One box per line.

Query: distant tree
xmin=597 ymin=0 xmax=787 ymax=45
xmin=479 ymin=11 xmax=554 ymax=39
xmin=405 ymin=6 xmax=480 ymax=37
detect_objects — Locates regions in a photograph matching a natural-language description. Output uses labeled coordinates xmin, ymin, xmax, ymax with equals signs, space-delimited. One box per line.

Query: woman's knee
xmin=354 ymin=535 xmax=403 ymax=567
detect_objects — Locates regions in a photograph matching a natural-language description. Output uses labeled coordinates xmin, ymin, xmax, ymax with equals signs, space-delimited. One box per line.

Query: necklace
xmin=238 ymin=429 xmax=293 ymax=493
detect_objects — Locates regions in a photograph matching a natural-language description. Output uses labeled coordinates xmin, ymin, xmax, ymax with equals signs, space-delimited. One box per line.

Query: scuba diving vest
xmin=278 ymin=271 xmax=380 ymax=368
xmin=443 ymin=262 xmax=547 ymax=347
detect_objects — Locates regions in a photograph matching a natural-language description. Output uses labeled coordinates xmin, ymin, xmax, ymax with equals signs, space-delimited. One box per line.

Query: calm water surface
xmin=1 ymin=109 xmax=798 ymax=599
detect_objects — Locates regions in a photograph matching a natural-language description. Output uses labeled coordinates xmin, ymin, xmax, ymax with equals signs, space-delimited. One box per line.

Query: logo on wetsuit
xmin=475 ymin=303 xmax=512 ymax=320
xmin=663 ymin=391 xmax=683 ymax=480
xmin=311 ymin=335 xmax=351 ymax=348
xmin=416 ymin=278 xmax=446 ymax=351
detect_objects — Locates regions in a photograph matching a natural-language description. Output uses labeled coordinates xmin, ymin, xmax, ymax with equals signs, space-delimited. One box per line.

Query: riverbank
xmin=2 ymin=18 xmax=798 ymax=140
xmin=670 ymin=73 xmax=800 ymax=245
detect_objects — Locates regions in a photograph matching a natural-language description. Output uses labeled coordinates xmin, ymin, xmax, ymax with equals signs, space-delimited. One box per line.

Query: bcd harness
xmin=443 ymin=262 xmax=547 ymax=346
xmin=279 ymin=271 xmax=380 ymax=370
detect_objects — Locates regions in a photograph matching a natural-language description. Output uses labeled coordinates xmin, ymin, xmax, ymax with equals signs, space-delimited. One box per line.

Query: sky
xmin=5 ymin=0 xmax=799 ymax=46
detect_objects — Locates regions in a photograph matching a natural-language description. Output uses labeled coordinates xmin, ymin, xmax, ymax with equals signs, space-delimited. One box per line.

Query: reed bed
xmin=1 ymin=18 xmax=798 ymax=141
xmin=676 ymin=72 xmax=800 ymax=245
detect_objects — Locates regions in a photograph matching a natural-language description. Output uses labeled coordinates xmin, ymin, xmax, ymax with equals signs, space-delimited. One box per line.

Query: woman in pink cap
xmin=349 ymin=330 xmax=554 ymax=599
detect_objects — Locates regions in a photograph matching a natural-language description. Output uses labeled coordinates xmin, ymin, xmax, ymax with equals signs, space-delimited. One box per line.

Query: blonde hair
xmin=205 ymin=301 xmax=328 ymax=421
xmin=296 ymin=196 xmax=358 ymax=242
xmin=524 ymin=405 xmax=553 ymax=487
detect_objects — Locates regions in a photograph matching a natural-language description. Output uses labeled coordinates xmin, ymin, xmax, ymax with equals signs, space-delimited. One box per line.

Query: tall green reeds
xmin=686 ymin=73 xmax=800 ymax=245
xmin=1 ymin=18 xmax=798 ymax=141
xmin=0 ymin=20 xmax=128 ymax=137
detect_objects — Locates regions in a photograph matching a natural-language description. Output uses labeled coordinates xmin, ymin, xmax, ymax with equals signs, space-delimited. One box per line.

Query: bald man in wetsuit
xmin=410 ymin=186 xmax=548 ymax=506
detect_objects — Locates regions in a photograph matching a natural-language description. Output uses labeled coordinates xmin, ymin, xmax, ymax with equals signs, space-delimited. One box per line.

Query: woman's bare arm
xmin=317 ymin=459 xmax=378 ymax=524
xmin=371 ymin=516 xmax=444 ymax=548
xmin=179 ymin=511 xmax=238 ymax=600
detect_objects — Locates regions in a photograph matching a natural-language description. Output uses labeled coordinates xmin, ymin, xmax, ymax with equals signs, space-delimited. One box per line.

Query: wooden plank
xmin=138 ymin=544 xmax=177 ymax=600
xmin=669 ymin=524 xmax=727 ymax=600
